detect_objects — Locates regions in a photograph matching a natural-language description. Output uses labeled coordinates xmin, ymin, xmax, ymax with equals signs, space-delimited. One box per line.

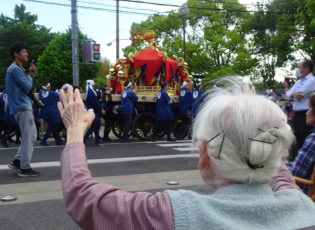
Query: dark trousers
xmin=85 ymin=119 xmax=101 ymax=141
xmin=156 ymin=120 xmax=172 ymax=139
xmin=102 ymin=113 xmax=114 ymax=139
xmin=122 ymin=114 xmax=133 ymax=140
xmin=289 ymin=110 xmax=312 ymax=161
xmin=42 ymin=122 xmax=63 ymax=144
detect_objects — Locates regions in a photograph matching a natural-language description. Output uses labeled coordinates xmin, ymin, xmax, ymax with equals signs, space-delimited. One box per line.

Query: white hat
xmin=182 ymin=81 xmax=188 ymax=88
xmin=265 ymin=89 xmax=273 ymax=95
xmin=196 ymin=79 xmax=202 ymax=86
xmin=125 ymin=81 xmax=132 ymax=89
xmin=86 ymin=79 xmax=95 ymax=86
xmin=42 ymin=82 xmax=51 ymax=90
xmin=62 ymin=83 xmax=70 ymax=90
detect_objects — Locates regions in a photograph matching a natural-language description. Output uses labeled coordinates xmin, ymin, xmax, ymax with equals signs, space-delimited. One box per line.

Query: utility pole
xmin=71 ymin=0 xmax=79 ymax=87
xmin=116 ymin=0 xmax=120 ymax=60
xmin=179 ymin=4 xmax=189 ymax=61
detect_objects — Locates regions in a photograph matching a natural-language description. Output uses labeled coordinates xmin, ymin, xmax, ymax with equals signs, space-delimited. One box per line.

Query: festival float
xmin=106 ymin=30 xmax=193 ymax=140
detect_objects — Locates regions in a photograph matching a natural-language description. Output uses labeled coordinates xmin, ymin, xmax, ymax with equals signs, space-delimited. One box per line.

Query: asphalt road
xmin=0 ymin=136 xmax=206 ymax=230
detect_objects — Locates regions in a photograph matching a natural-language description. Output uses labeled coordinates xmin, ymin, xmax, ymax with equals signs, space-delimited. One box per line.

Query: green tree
xmin=0 ymin=4 xmax=55 ymax=88
xmin=123 ymin=0 xmax=255 ymax=83
xmin=247 ymin=0 xmax=298 ymax=87
xmin=93 ymin=58 xmax=111 ymax=88
xmin=296 ymin=0 xmax=315 ymax=60
xmin=36 ymin=30 xmax=99 ymax=89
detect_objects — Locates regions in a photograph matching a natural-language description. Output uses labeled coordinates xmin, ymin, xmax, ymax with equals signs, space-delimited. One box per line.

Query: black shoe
xmin=96 ymin=139 xmax=103 ymax=145
xmin=56 ymin=141 xmax=65 ymax=146
xmin=17 ymin=168 xmax=40 ymax=177
xmin=8 ymin=159 xmax=21 ymax=173
xmin=40 ymin=141 xmax=49 ymax=146
xmin=2 ymin=138 xmax=9 ymax=148
xmin=121 ymin=139 xmax=130 ymax=143
xmin=167 ymin=138 xmax=176 ymax=141
xmin=103 ymin=137 xmax=111 ymax=141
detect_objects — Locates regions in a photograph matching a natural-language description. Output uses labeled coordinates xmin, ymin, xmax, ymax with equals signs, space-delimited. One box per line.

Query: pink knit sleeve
xmin=270 ymin=161 xmax=301 ymax=192
xmin=60 ymin=142 xmax=175 ymax=230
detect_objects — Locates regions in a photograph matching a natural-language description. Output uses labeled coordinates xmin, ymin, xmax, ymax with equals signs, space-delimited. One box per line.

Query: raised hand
xmin=57 ymin=85 xmax=95 ymax=144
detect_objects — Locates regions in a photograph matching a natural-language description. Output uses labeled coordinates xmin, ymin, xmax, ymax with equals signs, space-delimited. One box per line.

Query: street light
xmin=106 ymin=39 xmax=130 ymax=47
xmin=179 ymin=4 xmax=189 ymax=61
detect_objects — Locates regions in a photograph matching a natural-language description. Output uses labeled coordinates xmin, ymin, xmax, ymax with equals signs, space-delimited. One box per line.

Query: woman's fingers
xmin=74 ymin=88 xmax=82 ymax=103
xmin=57 ymin=101 xmax=64 ymax=114
xmin=86 ymin=109 xmax=95 ymax=123
xmin=67 ymin=85 xmax=74 ymax=105
xmin=59 ymin=89 xmax=67 ymax=107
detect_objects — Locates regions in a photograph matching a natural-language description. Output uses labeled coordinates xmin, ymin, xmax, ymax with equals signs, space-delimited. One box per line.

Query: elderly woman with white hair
xmin=58 ymin=80 xmax=315 ymax=230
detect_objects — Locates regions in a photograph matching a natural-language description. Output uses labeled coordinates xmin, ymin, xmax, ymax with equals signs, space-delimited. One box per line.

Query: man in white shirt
xmin=285 ymin=60 xmax=315 ymax=161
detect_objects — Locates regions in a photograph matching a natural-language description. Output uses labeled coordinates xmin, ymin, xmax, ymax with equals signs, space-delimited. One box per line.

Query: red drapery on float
xmin=133 ymin=49 xmax=164 ymax=85
xmin=164 ymin=57 xmax=178 ymax=81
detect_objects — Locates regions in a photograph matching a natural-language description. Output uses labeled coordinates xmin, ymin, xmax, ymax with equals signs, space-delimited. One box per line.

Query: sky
xmin=0 ymin=0 xmax=291 ymax=80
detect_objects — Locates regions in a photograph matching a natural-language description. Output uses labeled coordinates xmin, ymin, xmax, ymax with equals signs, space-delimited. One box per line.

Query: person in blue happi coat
xmin=100 ymin=85 xmax=114 ymax=141
xmin=39 ymin=81 xmax=64 ymax=146
xmin=0 ymin=89 xmax=21 ymax=147
xmin=179 ymin=81 xmax=193 ymax=139
xmin=192 ymin=79 xmax=205 ymax=118
xmin=155 ymin=82 xmax=175 ymax=141
xmin=179 ymin=81 xmax=193 ymax=122
xmin=84 ymin=80 xmax=103 ymax=145
xmin=120 ymin=81 xmax=138 ymax=142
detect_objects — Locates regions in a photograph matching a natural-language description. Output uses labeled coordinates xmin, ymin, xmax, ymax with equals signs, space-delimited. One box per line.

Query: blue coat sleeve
xmin=12 ymin=67 xmax=33 ymax=94
xmin=130 ymin=91 xmax=138 ymax=103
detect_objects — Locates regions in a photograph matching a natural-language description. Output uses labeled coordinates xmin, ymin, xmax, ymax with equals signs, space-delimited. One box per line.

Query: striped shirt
xmin=290 ymin=129 xmax=315 ymax=194
xmin=61 ymin=143 xmax=300 ymax=230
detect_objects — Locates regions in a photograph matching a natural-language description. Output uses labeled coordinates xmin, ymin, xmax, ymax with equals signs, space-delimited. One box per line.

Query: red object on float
xmin=133 ymin=49 xmax=164 ymax=85
xmin=164 ymin=57 xmax=178 ymax=81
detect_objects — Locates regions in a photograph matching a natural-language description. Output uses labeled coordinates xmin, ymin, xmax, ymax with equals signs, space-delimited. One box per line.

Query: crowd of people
xmin=2 ymin=41 xmax=315 ymax=228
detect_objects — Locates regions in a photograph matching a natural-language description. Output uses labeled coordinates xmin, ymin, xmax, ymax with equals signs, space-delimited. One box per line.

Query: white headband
xmin=125 ymin=81 xmax=132 ymax=89
xmin=42 ymin=83 xmax=50 ymax=90
xmin=62 ymin=83 xmax=70 ymax=90
xmin=86 ymin=80 xmax=95 ymax=86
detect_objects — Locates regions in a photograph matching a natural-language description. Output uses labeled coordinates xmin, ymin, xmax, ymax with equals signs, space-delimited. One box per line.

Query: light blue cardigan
xmin=166 ymin=184 xmax=315 ymax=230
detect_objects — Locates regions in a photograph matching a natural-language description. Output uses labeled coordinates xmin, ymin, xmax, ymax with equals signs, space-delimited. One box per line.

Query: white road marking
xmin=0 ymin=153 xmax=198 ymax=170
xmin=173 ymin=147 xmax=198 ymax=152
xmin=157 ymin=143 xmax=192 ymax=147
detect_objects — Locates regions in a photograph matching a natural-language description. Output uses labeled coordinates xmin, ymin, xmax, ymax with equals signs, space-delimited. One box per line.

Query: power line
xmin=117 ymin=0 xmax=296 ymax=15
xmin=23 ymin=0 xmax=158 ymax=16
xmin=76 ymin=0 xmax=164 ymax=13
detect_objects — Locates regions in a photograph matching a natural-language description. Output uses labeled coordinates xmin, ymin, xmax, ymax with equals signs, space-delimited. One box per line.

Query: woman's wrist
xmin=66 ymin=127 xmax=85 ymax=144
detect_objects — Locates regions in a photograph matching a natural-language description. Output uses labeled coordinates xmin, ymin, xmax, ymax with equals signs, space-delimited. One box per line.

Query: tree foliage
xmin=123 ymin=0 xmax=256 ymax=83
xmin=36 ymin=30 xmax=99 ymax=90
xmin=0 ymin=4 xmax=55 ymax=88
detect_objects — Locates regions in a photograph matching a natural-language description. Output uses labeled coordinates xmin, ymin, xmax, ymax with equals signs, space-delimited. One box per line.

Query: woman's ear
xmin=198 ymin=141 xmax=210 ymax=170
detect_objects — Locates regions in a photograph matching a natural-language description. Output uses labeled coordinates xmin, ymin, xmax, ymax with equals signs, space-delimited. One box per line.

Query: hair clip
xmin=248 ymin=138 xmax=275 ymax=145
xmin=246 ymin=158 xmax=264 ymax=170
xmin=206 ymin=133 xmax=225 ymax=159
xmin=206 ymin=133 xmax=220 ymax=143
xmin=217 ymin=135 xmax=225 ymax=159
xmin=257 ymin=128 xmax=279 ymax=138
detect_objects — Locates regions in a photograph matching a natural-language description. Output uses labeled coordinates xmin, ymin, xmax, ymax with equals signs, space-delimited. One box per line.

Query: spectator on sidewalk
xmin=285 ymin=60 xmax=315 ymax=161
xmin=289 ymin=91 xmax=315 ymax=194
xmin=58 ymin=82 xmax=315 ymax=230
